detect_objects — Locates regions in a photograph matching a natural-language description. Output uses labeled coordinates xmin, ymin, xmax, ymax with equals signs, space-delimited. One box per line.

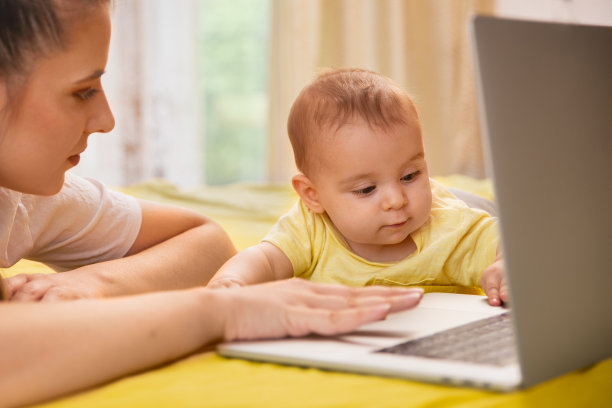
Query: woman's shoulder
xmin=15 ymin=173 xmax=138 ymax=225
xmin=61 ymin=172 xmax=105 ymax=199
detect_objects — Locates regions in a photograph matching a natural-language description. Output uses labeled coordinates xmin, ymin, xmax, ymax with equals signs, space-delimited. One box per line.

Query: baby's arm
xmin=480 ymin=248 xmax=508 ymax=306
xmin=207 ymin=242 xmax=294 ymax=288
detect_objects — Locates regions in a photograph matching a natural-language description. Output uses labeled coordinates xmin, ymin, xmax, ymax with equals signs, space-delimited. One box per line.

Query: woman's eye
xmin=75 ymin=88 xmax=99 ymax=101
xmin=353 ymin=186 xmax=376 ymax=196
xmin=401 ymin=171 xmax=420 ymax=182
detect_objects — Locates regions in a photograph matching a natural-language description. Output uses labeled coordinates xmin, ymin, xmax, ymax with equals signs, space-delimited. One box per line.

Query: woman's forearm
xmin=0 ymin=280 xmax=424 ymax=408
xmin=3 ymin=221 xmax=237 ymax=301
xmin=0 ymin=288 xmax=221 ymax=408
xmin=88 ymin=221 xmax=237 ymax=296
xmin=89 ymin=199 xmax=237 ymax=296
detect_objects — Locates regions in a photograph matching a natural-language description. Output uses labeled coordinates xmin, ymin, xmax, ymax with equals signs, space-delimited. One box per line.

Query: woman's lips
xmin=68 ymin=154 xmax=80 ymax=166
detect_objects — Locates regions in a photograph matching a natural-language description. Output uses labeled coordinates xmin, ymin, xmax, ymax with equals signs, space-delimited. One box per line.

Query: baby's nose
xmin=382 ymin=184 xmax=407 ymax=210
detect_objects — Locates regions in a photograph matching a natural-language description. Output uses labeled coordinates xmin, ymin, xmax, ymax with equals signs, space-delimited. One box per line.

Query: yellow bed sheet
xmin=4 ymin=176 xmax=611 ymax=407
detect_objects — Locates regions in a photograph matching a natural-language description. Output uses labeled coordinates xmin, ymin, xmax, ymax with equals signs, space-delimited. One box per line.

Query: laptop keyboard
xmin=377 ymin=312 xmax=517 ymax=367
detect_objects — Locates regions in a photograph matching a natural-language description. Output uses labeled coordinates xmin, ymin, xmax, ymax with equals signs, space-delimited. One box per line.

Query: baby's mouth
xmin=386 ymin=220 xmax=407 ymax=228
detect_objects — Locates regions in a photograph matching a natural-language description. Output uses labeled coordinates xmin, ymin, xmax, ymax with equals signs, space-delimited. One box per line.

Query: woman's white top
xmin=0 ymin=173 xmax=141 ymax=271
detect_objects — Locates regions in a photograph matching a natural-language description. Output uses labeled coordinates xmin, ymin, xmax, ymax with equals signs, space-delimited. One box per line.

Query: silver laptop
xmin=217 ymin=16 xmax=612 ymax=391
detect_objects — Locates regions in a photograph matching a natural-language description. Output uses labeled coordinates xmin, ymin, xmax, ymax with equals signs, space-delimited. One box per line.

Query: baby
xmin=208 ymin=68 xmax=506 ymax=305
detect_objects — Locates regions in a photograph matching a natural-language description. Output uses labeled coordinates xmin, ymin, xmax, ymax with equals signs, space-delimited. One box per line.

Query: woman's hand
xmin=3 ymin=272 xmax=103 ymax=301
xmin=215 ymin=278 xmax=424 ymax=341
xmin=0 ymin=277 xmax=423 ymax=407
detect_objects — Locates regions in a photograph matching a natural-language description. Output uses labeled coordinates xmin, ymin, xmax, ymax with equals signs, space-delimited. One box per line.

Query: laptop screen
xmin=471 ymin=15 xmax=612 ymax=387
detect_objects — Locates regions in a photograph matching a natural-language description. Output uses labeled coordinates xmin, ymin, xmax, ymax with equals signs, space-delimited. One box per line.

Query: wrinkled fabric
xmin=0 ymin=173 xmax=141 ymax=270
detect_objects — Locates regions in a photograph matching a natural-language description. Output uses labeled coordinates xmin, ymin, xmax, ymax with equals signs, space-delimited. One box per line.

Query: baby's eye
xmin=401 ymin=171 xmax=421 ymax=182
xmin=74 ymin=88 xmax=99 ymax=101
xmin=353 ymin=185 xmax=376 ymax=196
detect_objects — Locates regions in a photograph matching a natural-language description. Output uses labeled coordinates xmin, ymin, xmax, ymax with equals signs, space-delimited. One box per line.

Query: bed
xmin=3 ymin=175 xmax=611 ymax=407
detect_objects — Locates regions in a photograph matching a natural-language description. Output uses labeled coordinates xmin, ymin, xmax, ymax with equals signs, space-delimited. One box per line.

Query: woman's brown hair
xmin=0 ymin=0 xmax=110 ymax=78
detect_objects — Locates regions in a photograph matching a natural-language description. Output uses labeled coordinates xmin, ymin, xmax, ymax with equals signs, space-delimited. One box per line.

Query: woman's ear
xmin=292 ymin=173 xmax=325 ymax=213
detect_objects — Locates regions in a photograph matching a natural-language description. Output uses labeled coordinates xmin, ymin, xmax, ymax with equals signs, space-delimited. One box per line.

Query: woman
xmin=0 ymin=1 xmax=423 ymax=407
xmin=0 ymin=0 xmax=236 ymax=301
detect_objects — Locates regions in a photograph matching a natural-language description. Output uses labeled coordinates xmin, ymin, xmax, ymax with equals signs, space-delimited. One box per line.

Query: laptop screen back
xmin=471 ymin=16 xmax=612 ymax=387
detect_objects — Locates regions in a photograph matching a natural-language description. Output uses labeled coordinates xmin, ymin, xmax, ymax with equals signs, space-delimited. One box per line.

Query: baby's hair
xmin=0 ymin=0 xmax=110 ymax=79
xmin=287 ymin=68 xmax=419 ymax=174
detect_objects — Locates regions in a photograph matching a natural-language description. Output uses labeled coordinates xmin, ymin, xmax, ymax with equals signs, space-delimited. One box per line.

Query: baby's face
xmin=308 ymin=117 xmax=432 ymax=262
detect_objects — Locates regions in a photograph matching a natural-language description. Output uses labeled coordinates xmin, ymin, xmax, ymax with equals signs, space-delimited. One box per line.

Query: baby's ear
xmin=292 ymin=174 xmax=325 ymax=213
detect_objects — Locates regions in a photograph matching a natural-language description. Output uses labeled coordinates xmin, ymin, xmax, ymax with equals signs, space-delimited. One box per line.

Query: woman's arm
xmin=0 ymin=279 xmax=423 ymax=408
xmin=207 ymin=242 xmax=294 ymax=288
xmin=91 ymin=200 xmax=238 ymax=294
xmin=6 ymin=200 xmax=236 ymax=301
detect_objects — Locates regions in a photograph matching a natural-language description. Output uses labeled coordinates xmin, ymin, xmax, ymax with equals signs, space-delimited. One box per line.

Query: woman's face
xmin=0 ymin=5 xmax=114 ymax=195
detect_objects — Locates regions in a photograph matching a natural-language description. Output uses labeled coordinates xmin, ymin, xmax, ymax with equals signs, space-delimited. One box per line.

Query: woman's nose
xmin=382 ymin=183 xmax=407 ymax=210
xmin=87 ymin=90 xmax=115 ymax=134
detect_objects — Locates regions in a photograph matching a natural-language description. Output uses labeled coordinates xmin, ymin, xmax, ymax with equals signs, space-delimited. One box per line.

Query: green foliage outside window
xmin=198 ymin=0 xmax=270 ymax=185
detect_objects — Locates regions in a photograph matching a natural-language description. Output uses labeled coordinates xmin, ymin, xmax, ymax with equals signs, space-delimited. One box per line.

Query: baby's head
xmin=288 ymin=68 xmax=422 ymax=177
xmin=287 ymin=68 xmax=432 ymax=260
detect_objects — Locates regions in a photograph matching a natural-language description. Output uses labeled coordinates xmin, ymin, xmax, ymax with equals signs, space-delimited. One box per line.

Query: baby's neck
xmin=347 ymin=236 xmax=417 ymax=263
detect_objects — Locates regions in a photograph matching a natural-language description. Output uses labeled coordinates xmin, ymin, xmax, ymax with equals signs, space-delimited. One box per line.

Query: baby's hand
xmin=207 ymin=277 xmax=246 ymax=289
xmin=480 ymin=257 xmax=508 ymax=306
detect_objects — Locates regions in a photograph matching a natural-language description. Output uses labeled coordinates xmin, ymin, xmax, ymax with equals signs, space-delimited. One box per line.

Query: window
xmin=198 ymin=0 xmax=271 ymax=185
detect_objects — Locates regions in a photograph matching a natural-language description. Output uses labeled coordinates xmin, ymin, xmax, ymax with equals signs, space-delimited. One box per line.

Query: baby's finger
xmin=486 ymin=287 xmax=502 ymax=306
xmin=499 ymin=277 xmax=509 ymax=304
xmin=481 ymin=271 xmax=502 ymax=306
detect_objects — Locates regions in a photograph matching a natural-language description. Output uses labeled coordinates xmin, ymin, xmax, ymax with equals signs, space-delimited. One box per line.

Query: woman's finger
xmin=3 ymin=274 xmax=29 ymax=297
xmin=269 ymin=279 xmax=424 ymax=313
xmin=285 ymin=303 xmax=394 ymax=337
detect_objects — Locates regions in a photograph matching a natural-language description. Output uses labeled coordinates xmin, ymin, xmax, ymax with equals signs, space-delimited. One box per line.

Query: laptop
xmin=217 ymin=15 xmax=612 ymax=391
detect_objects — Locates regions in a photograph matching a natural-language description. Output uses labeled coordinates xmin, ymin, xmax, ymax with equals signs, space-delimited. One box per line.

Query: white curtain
xmin=75 ymin=0 xmax=612 ymax=187
xmin=73 ymin=0 xmax=202 ymax=187
xmin=267 ymin=0 xmax=495 ymax=183
xmin=79 ymin=0 xmax=494 ymax=187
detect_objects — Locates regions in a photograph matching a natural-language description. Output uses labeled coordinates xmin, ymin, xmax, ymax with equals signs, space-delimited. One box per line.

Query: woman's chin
xmin=19 ymin=175 xmax=66 ymax=196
